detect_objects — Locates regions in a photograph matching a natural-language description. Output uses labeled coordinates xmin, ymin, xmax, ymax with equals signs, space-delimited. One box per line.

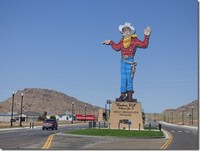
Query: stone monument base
xmin=109 ymin=101 xmax=144 ymax=130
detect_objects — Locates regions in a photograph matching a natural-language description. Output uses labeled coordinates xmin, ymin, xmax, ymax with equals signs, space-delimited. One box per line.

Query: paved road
xmin=0 ymin=123 xmax=88 ymax=150
xmin=151 ymin=121 xmax=199 ymax=150
xmin=2 ymin=121 xmax=197 ymax=150
xmin=0 ymin=122 xmax=167 ymax=150
xmin=50 ymin=133 xmax=167 ymax=150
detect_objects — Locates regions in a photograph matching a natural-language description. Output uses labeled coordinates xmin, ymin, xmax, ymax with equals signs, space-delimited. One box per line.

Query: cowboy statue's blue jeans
xmin=120 ymin=57 xmax=134 ymax=93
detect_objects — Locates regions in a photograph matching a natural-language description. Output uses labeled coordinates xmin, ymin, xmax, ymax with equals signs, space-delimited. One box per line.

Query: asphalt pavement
xmin=0 ymin=123 xmax=168 ymax=150
xmin=158 ymin=121 xmax=199 ymax=150
xmin=50 ymin=132 xmax=167 ymax=150
xmin=0 ymin=121 xmax=198 ymax=150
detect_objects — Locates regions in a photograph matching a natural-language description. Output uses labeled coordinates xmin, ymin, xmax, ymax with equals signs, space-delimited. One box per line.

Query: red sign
xmin=76 ymin=114 xmax=96 ymax=121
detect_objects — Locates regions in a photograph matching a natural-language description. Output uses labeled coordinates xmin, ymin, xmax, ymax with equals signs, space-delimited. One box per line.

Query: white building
xmin=0 ymin=112 xmax=18 ymax=122
xmin=0 ymin=111 xmax=41 ymax=122
xmin=55 ymin=111 xmax=73 ymax=121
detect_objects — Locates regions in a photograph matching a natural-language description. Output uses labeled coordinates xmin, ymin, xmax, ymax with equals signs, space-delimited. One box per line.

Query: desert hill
xmin=163 ymin=99 xmax=198 ymax=115
xmin=0 ymin=88 xmax=101 ymax=115
xmin=162 ymin=99 xmax=198 ymax=125
xmin=147 ymin=99 xmax=198 ymax=126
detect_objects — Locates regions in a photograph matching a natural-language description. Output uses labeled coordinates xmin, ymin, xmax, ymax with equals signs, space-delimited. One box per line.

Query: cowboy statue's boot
xmin=127 ymin=91 xmax=137 ymax=102
xmin=116 ymin=92 xmax=127 ymax=102
xmin=127 ymin=91 xmax=133 ymax=102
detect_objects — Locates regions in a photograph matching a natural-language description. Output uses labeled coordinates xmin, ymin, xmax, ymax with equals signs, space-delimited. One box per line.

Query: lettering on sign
xmin=120 ymin=113 xmax=131 ymax=116
xmin=112 ymin=102 xmax=139 ymax=117
xmin=114 ymin=111 xmax=121 ymax=113
xmin=115 ymin=102 xmax=136 ymax=110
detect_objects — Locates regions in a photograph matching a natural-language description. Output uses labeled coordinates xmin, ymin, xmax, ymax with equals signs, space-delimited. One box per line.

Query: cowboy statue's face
xmin=122 ymin=27 xmax=131 ymax=38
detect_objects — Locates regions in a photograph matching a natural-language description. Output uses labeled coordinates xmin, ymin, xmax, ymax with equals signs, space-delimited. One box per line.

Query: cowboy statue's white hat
xmin=119 ymin=22 xmax=135 ymax=33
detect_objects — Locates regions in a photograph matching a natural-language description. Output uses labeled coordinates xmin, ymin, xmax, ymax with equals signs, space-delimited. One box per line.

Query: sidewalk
xmin=158 ymin=121 xmax=198 ymax=130
xmin=0 ymin=123 xmax=86 ymax=131
xmin=0 ymin=126 xmax=31 ymax=131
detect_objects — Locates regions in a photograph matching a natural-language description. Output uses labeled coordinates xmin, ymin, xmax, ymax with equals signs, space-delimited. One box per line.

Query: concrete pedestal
xmin=109 ymin=101 xmax=144 ymax=130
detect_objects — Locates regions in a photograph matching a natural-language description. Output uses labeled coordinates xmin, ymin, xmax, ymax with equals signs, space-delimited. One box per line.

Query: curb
xmin=0 ymin=123 xmax=88 ymax=131
xmin=158 ymin=121 xmax=198 ymax=130
xmin=161 ymin=128 xmax=169 ymax=139
xmin=160 ymin=128 xmax=173 ymax=149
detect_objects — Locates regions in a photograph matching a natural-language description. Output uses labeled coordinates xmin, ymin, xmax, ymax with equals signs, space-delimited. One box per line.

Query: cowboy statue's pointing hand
xmin=102 ymin=40 xmax=111 ymax=45
xmin=144 ymin=26 xmax=151 ymax=36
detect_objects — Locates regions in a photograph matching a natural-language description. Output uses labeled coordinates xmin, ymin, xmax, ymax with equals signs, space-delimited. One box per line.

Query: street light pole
xmin=20 ymin=93 xmax=23 ymax=127
xmin=105 ymin=103 xmax=107 ymax=121
xmin=106 ymin=100 xmax=111 ymax=120
xmin=71 ymin=102 xmax=74 ymax=124
xmin=191 ymin=106 xmax=194 ymax=125
xmin=93 ymin=107 xmax=95 ymax=121
xmin=171 ymin=112 xmax=173 ymax=124
xmin=163 ymin=114 xmax=166 ymax=122
xmin=10 ymin=91 xmax=15 ymax=127
xmin=167 ymin=114 xmax=169 ymax=123
xmin=182 ymin=109 xmax=185 ymax=125
xmin=84 ymin=105 xmax=87 ymax=123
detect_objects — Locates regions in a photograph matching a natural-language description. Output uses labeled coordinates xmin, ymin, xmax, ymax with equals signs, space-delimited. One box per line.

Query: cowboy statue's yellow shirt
xmin=122 ymin=34 xmax=137 ymax=48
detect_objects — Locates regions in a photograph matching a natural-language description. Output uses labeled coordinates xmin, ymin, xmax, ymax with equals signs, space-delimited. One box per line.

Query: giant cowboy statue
xmin=103 ymin=22 xmax=151 ymax=102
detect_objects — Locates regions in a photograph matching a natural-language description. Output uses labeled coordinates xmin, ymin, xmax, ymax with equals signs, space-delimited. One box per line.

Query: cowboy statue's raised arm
xmin=134 ymin=26 xmax=151 ymax=48
xmin=144 ymin=26 xmax=151 ymax=36
xmin=103 ymin=22 xmax=151 ymax=102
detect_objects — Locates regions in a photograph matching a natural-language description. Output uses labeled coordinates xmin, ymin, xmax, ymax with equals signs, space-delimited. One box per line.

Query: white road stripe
xmin=185 ymin=131 xmax=190 ymax=133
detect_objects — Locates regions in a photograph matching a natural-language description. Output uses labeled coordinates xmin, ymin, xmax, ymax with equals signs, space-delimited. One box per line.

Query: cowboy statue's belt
xmin=121 ymin=57 xmax=137 ymax=66
xmin=121 ymin=55 xmax=133 ymax=59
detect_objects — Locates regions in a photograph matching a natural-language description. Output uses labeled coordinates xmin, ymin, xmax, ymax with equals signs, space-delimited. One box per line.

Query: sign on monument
xmin=109 ymin=101 xmax=144 ymax=130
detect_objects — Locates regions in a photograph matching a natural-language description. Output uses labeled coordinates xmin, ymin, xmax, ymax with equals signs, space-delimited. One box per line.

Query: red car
xmin=42 ymin=119 xmax=58 ymax=130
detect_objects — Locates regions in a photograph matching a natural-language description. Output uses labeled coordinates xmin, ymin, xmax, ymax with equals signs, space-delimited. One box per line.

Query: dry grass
xmin=0 ymin=121 xmax=43 ymax=128
xmin=0 ymin=120 xmax=85 ymax=129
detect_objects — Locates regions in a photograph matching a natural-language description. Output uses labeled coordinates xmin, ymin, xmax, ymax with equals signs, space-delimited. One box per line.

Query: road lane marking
xmin=177 ymin=131 xmax=182 ymax=133
xmin=42 ymin=134 xmax=55 ymax=149
xmin=160 ymin=129 xmax=173 ymax=149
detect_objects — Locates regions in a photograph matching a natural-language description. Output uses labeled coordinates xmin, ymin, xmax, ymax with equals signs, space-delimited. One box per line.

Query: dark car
xmin=42 ymin=119 xmax=58 ymax=130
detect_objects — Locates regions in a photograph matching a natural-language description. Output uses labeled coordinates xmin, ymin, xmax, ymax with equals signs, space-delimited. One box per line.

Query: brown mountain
xmin=163 ymin=99 xmax=198 ymax=114
xmin=146 ymin=99 xmax=198 ymax=126
xmin=0 ymin=88 xmax=101 ymax=115
xmin=162 ymin=99 xmax=198 ymax=125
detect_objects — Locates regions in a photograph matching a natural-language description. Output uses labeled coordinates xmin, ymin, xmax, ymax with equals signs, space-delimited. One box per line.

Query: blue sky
xmin=0 ymin=0 xmax=198 ymax=113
